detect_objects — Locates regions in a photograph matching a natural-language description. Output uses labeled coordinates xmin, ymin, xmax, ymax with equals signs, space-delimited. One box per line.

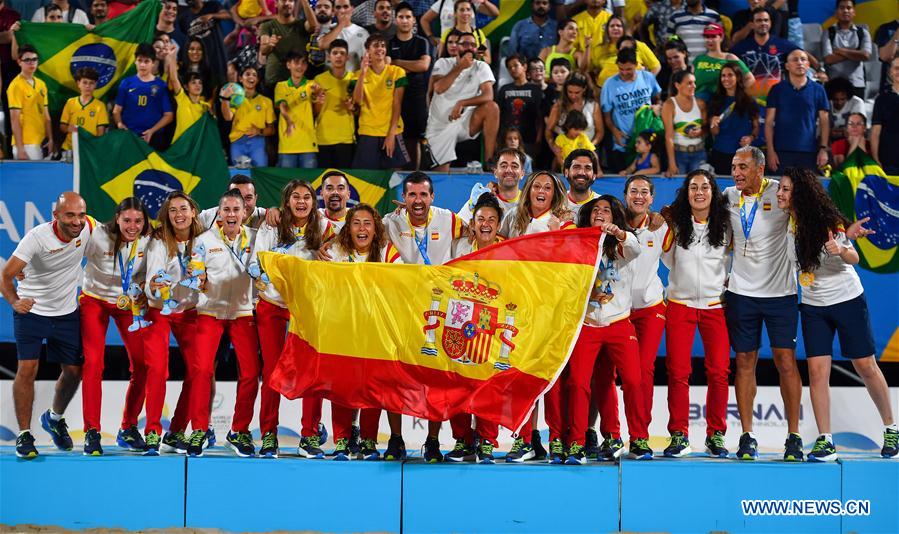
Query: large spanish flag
xmin=259 ymin=228 xmax=604 ymax=430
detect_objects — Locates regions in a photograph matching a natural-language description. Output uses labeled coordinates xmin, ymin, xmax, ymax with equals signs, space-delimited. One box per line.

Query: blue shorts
xmin=14 ymin=310 xmax=83 ymax=365
xmin=724 ymin=291 xmax=798 ymax=352
xmin=800 ymin=294 xmax=875 ymax=359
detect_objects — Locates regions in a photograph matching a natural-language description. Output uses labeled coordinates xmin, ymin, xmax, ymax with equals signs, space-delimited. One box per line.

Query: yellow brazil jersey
xmin=555 ymin=132 xmax=596 ymax=162
xmin=573 ymin=9 xmax=612 ymax=71
xmin=313 ymin=70 xmax=356 ymax=146
xmin=440 ymin=27 xmax=488 ymax=48
xmin=229 ymin=92 xmax=275 ymax=143
xmin=595 ymin=40 xmax=661 ymax=87
xmin=356 ymin=64 xmax=407 ymax=137
xmin=274 ymin=77 xmax=317 ymax=154
xmin=173 ymin=90 xmax=211 ymax=142
xmin=7 ymin=75 xmax=49 ymax=146
xmin=59 ymin=96 xmax=109 ymax=150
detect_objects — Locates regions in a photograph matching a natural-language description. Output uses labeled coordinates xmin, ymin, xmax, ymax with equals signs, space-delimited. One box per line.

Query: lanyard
xmin=219 ymin=226 xmax=250 ymax=269
xmin=407 ymin=212 xmax=433 ymax=266
xmin=739 ymin=179 xmax=768 ymax=243
xmin=116 ymin=239 xmax=139 ymax=294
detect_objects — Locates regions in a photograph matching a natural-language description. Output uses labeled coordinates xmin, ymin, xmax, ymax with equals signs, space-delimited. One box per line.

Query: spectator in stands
xmin=872 ymin=57 xmax=899 ymax=174
xmin=0 ymin=0 xmax=20 ymax=157
xmin=180 ymin=38 xmax=213 ymax=99
xmin=114 ymin=43 xmax=173 ymax=150
xmin=573 ymin=0 xmax=612 ymax=73
xmin=546 ymin=73 xmax=602 ymax=160
xmin=349 ymin=0 xmax=378 ymax=29
xmin=425 ymin=31 xmax=498 ymax=171
xmin=226 ymin=0 xmax=272 ymax=51
xmin=527 ymin=57 xmax=546 ymax=86
xmin=666 ymin=0 xmax=720 ymax=61
xmin=179 ymin=0 xmax=231 ymax=88
xmin=765 ymin=49 xmax=829 ymax=172
xmin=827 ymin=76 xmax=867 ymax=143
xmin=544 ymin=56 xmax=572 ymax=110
xmin=831 ymin=111 xmax=867 ymax=166
xmin=821 ymin=0 xmax=871 ymax=99
xmin=643 ymin=0 xmax=682 ymax=50
xmin=708 ymin=61 xmax=759 ymax=175
xmin=31 ymin=0 xmax=89 ymax=24
xmin=730 ymin=0 xmax=786 ymax=46
xmin=657 ymin=37 xmax=690 ymax=100
xmin=352 ymin=34 xmax=409 ymax=169
xmin=389 ymin=2 xmax=431 ymax=170
xmin=554 ymin=110 xmax=596 ymax=169
xmin=496 ymin=53 xmax=544 ymax=155
xmin=7 ymin=44 xmax=52 ymax=160
xmin=314 ymin=40 xmax=356 ymax=167
xmin=509 ymin=0 xmax=557 ymax=62
xmin=42 ymin=4 xmax=65 ymax=22
xmin=693 ymin=23 xmax=753 ymax=101
xmin=435 ymin=0 xmax=491 ymax=64
xmin=499 ymin=126 xmax=533 ymax=173
xmin=595 ymin=32 xmax=661 ymax=88
xmin=306 ymin=0 xmax=334 ymax=77
xmin=221 ymin=65 xmax=275 ymax=166
xmin=601 ymin=47 xmax=661 ymax=172
xmin=259 ymin=0 xmax=318 ymax=87
xmin=367 ymin=0 xmax=396 ymax=40
xmin=730 ymin=6 xmax=798 ymax=96
xmin=319 ymin=0 xmax=370 ymax=71
xmin=539 ymin=19 xmax=585 ymax=77
xmin=156 ymin=0 xmax=186 ymax=50
xmin=89 ymin=0 xmax=107 ymax=25
xmin=420 ymin=0 xmax=498 ymax=49
xmin=275 ymin=51 xmax=320 ymax=168
xmin=662 ymin=69 xmax=706 ymax=175
xmin=874 ymin=13 xmax=898 ymax=95
xmin=163 ymin=45 xmax=211 ymax=143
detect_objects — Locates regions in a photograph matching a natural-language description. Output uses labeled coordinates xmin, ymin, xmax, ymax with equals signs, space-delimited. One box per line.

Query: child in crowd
xmin=113 ymin=43 xmax=173 ymax=151
xmin=165 ymin=45 xmax=212 ymax=143
xmin=221 ymin=65 xmax=275 ymax=167
xmin=275 ymin=51 xmax=320 ymax=168
xmin=544 ymin=57 xmax=572 ymax=113
xmin=554 ymin=110 xmax=595 ymax=169
xmin=500 ymin=126 xmax=533 ymax=174
xmin=619 ymin=131 xmax=661 ymax=176
xmin=527 ymin=58 xmax=547 ymax=89
xmin=60 ymin=67 xmax=108 ymax=159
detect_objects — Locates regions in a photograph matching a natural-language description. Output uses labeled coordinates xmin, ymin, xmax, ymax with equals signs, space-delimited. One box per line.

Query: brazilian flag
xmin=75 ymin=115 xmax=229 ymax=221
xmin=250 ymin=168 xmax=395 ymax=216
xmin=15 ymin=1 xmax=160 ymax=114
xmin=625 ymin=104 xmax=664 ymax=160
xmin=828 ymin=148 xmax=899 ymax=274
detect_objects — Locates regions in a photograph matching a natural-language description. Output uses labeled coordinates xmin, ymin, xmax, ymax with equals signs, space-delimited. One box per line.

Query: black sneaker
xmin=477 ymin=442 xmax=495 ymax=464
xmin=531 ymin=429 xmax=547 ymax=461
xmin=383 ymin=435 xmax=407 ymax=461
xmin=40 ymin=410 xmax=73 ymax=451
xmin=186 ymin=430 xmax=206 ymax=457
xmin=204 ymin=428 xmax=216 ymax=449
xmin=332 ymin=437 xmax=351 ymax=461
xmin=584 ymin=428 xmax=599 ymax=460
xmin=84 ymin=428 xmax=103 ymax=456
xmin=360 ymin=438 xmax=381 ymax=461
xmin=597 ymin=436 xmax=626 ymax=461
xmin=504 ymin=437 xmax=535 ymax=463
xmin=736 ymin=432 xmax=758 ymax=460
xmin=348 ymin=424 xmax=362 ymax=455
xmin=423 ymin=437 xmax=443 ymax=463
xmin=784 ymin=433 xmax=804 ymax=462
xmin=663 ymin=431 xmax=692 ymax=458
xmin=807 ymin=435 xmax=837 ymax=462
xmin=705 ymin=430 xmax=729 ymax=458
xmin=882 ymin=427 xmax=899 ymax=459
xmin=317 ymin=422 xmax=329 ymax=445
xmin=116 ymin=425 xmax=147 ymax=452
xmin=548 ymin=438 xmax=566 ymax=464
xmin=444 ymin=439 xmax=476 ymax=462
xmin=259 ymin=431 xmax=279 ymax=459
xmin=226 ymin=431 xmax=255 ymax=458
xmin=15 ymin=431 xmax=38 ymax=459
xmin=628 ymin=438 xmax=653 ymax=460
xmin=144 ymin=431 xmax=161 ymax=456
xmin=565 ymin=441 xmax=586 ymax=465
xmin=161 ymin=431 xmax=188 ymax=454
xmin=298 ymin=435 xmax=325 ymax=459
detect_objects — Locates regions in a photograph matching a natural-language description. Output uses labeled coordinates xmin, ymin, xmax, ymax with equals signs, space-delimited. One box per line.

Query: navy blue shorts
xmin=14 ymin=310 xmax=83 ymax=365
xmin=800 ymin=293 xmax=876 ymax=359
xmin=724 ymin=291 xmax=798 ymax=352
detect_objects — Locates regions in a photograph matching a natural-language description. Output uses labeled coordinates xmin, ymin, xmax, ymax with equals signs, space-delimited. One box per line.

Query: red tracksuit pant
xmin=449 ymin=414 xmax=501 ymax=447
xmin=567 ymin=320 xmax=647 ymax=444
xmin=191 ymin=314 xmax=259 ymax=433
xmin=143 ymin=308 xmax=197 ymax=434
xmin=545 ymin=366 xmax=570 ymax=443
xmin=630 ymin=302 xmax=666 ymax=426
xmin=332 ymin=405 xmax=382 ymax=441
xmin=665 ymin=302 xmax=730 ymax=436
xmin=256 ymin=299 xmax=322 ymax=436
xmin=80 ymin=295 xmax=148 ymax=432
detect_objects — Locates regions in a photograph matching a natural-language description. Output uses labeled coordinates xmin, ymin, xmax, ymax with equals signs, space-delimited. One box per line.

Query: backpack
xmin=827 ymin=24 xmax=866 ymax=51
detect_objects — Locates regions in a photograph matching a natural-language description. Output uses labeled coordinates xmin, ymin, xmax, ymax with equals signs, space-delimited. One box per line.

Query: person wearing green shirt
xmin=692 ymin=22 xmax=754 ymax=101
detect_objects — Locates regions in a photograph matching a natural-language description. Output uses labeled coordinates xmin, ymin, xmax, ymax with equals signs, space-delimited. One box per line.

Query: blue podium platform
xmin=2 ymin=447 xmax=897 ymax=532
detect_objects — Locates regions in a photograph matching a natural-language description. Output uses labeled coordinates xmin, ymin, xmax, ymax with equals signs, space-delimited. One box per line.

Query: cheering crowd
xmin=3 ymin=144 xmax=898 ymax=464
xmin=1 ymin=0 xmax=899 ymax=175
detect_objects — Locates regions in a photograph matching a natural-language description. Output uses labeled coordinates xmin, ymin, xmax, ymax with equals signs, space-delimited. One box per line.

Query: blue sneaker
xmin=783 ymin=433 xmax=804 ymax=462
xmin=298 ymin=435 xmax=325 ymax=459
xmin=807 ymin=435 xmax=837 ymax=463
xmin=548 ymin=438 xmax=566 ymax=464
xmin=360 ymin=439 xmax=381 ymax=461
xmin=477 ymin=442 xmax=495 ymax=464
xmin=628 ymin=438 xmax=653 ymax=460
xmin=332 ymin=437 xmax=351 ymax=461
xmin=882 ymin=427 xmax=898 ymax=459
xmin=565 ymin=442 xmax=586 ymax=465
xmin=318 ymin=423 xmax=328 ymax=446
xmin=40 ymin=410 xmax=73 ymax=451
xmin=84 ymin=428 xmax=103 ymax=456
xmin=663 ymin=432 xmax=692 ymax=458
xmin=204 ymin=428 xmax=216 ymax=449
xmin=584 ymin=428 xmax=599 ymax=460
xmin=705 ymin=431 xmax=729 ymax=458
xmin=225 ymin=431 xmax=255 ymax=458
xmin=144 ymin=431 xmax=161 ymax=456
xmin=505 ymin=437 xmax=535 ymax=463
xmin=259 ymin=431 xmax=279 ymax=459
xmin=15 ymin=431 xmax=38 ymax=459
xmin=736 ymin=432 xmax=759 ymax=461
xmin=422 ymin=437 xmax=443 ymax=463
xmin=383 ymin=435 xmax=406 ymax=461
xmin=186 ymin=430 xmax=206 ymax=457
xmin=116 ymin=425 xmax=147 ymax=452
xmin=161 ymin=431 xmax=188 ymax=454
xmin=598 ymin=437 xmax=626 ymax=461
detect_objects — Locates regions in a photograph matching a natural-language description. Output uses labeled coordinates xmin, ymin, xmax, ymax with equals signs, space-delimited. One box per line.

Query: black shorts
xmin=724 ymin=291 xmax=798 ymax=353
xmin=14 ymin=310 xmax=83 ymax=365
xmin=801 ymin=294 xmax=875 ymax=359
xmin=401 ymin=93 xmax=428 ymax=140
xmin=352 ymin=134 xmax=409 ymax=169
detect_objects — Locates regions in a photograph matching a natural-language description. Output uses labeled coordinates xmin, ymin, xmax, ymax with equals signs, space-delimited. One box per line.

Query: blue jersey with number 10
xmin=115 ymin=75 xmax=172 ymax=135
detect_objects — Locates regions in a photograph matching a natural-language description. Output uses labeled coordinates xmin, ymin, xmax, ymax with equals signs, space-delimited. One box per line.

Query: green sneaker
xmin=144 ymin=431 xmax=161 ymax=456
xmin=259 ymin=431 xmax=279 ymax=459
xmin=663 ymin=431 xmax=692 ymax=458
xmin=548 ymin=438 xmax=565 ymax=464
xmin=332 ymin=437 xmax=351 ymax=460
xmin=444 ymin=439 xmax=476 ymax=462
xmin=161 ymin=430 xmax=188 ymax=454
xmin=360 ymin=438 xmax=380 ymax=461
xmin=566 ymin=441 xmax=586 ymax=465
xmin=629 ymin=438 xmax=653 ymax=460
xmin=705 ymin=430 xmax=729 ymax=458
xmin=807 ymin=435 xmax=837 ymax=462
xmin=504 ymin=437 xmax=535 ymax=463
xmin=299 ymin=434 xmax=325 ymax=459
xmin=883 ymin=427 xmax=899 ymax=459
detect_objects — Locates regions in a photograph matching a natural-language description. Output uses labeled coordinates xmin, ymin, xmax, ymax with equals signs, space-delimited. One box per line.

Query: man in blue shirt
xmin=601 ymin=47 xmax=661 ymax=173
xmin=508 ymin=0 xmax=557 ymax=61
xmin=730 ymin=7 xmax=799 ymax=98
xmin=765 ymin=49 xmax=830 ymax=173
xmin=113 ymin=43 xmax=173 ymax=151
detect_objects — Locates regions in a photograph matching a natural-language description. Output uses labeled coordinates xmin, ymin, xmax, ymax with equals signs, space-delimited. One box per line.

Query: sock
xmin=19 ymin=429 xmax=31 ymax=437
xmin=822 ymin=433 xmax=833 ymax=443
xmin=747 ymin=432 xmax=757 ymax=440
xmin=886 ymin=424 xmax=898 ymax=432
xmin=49 ymin=409 xmax=63 ymax=421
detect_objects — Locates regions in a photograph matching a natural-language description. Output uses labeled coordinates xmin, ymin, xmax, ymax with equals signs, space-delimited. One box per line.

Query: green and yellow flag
xmin=250 ymin=167 xmax=395 ymax=215
xmin=75 ymin=115 xmax=229 ymax=221
xmin=14 ymin=1 xmax=160 ymax=113
xmin=828 ymin=148 xmax=899 ymax=274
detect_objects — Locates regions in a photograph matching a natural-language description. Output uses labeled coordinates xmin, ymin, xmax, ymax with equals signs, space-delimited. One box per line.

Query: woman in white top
xmin=80 ymin=197 xmax=151 ymax=456
xmin=500 ymin=171 xmax=574 ymax=239
xmin=660 ymin=169 xmax=732 ymax=459
xmin=421 ymin=0 xmax=498 ymax=52
xmin=777 ymin=167 xmax=897 ymax=461
xmin=143 ymin=192 xmax=204 ymax=455
xmin=250 ymin=180 xmax=333 ymax=459
xmin=662 ymin=70 xmax=707 ymax=176
xmin=546 ymin=74 xmax=603 ymax=157
xmin=328 ymin=204 xmax=401 ymax=461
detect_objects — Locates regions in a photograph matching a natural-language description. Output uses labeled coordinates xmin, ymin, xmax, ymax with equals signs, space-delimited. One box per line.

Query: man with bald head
xmin=1 ymin=192 xmax=97 ymax=459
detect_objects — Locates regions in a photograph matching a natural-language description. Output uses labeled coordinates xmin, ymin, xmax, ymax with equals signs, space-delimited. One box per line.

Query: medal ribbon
xmin=218 ymin=226 xmax=250 ymax=270
xmin=406 ymin=211 xmax=433 ymax=266
xmin=116 ymin=239 xmax=139 ymax=294
xmin=739 ymin=178 xmax=769 ymax=244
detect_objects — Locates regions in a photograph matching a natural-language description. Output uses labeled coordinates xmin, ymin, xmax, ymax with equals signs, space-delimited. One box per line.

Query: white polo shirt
xmin=82 ymin=225 xmax=150 ymax=304
xmin=144 ymin=237 xmax=200 ymax=314
xmin=11 ymin=219 xmax=96 ymax=316
xmin=384 ymin=207 xmax=464 ymax=265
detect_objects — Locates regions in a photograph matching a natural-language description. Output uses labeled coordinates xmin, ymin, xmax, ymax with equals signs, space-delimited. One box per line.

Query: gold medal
xmin=254 ymin=278 xmax=268 ymax=292
xmin=799 ymin=271 xmax=815 ymax=287
xmin=116 ymin=294 xmax=132 ymax=310
xmin=598 ymin=293 xmax=615 ymax=305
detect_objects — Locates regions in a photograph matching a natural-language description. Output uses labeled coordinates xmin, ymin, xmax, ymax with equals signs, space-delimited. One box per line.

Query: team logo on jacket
xmin=421 ymin=273 xmax=519 ymax=370
xmin=763 ymin=201 xmax=772 ymax=211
